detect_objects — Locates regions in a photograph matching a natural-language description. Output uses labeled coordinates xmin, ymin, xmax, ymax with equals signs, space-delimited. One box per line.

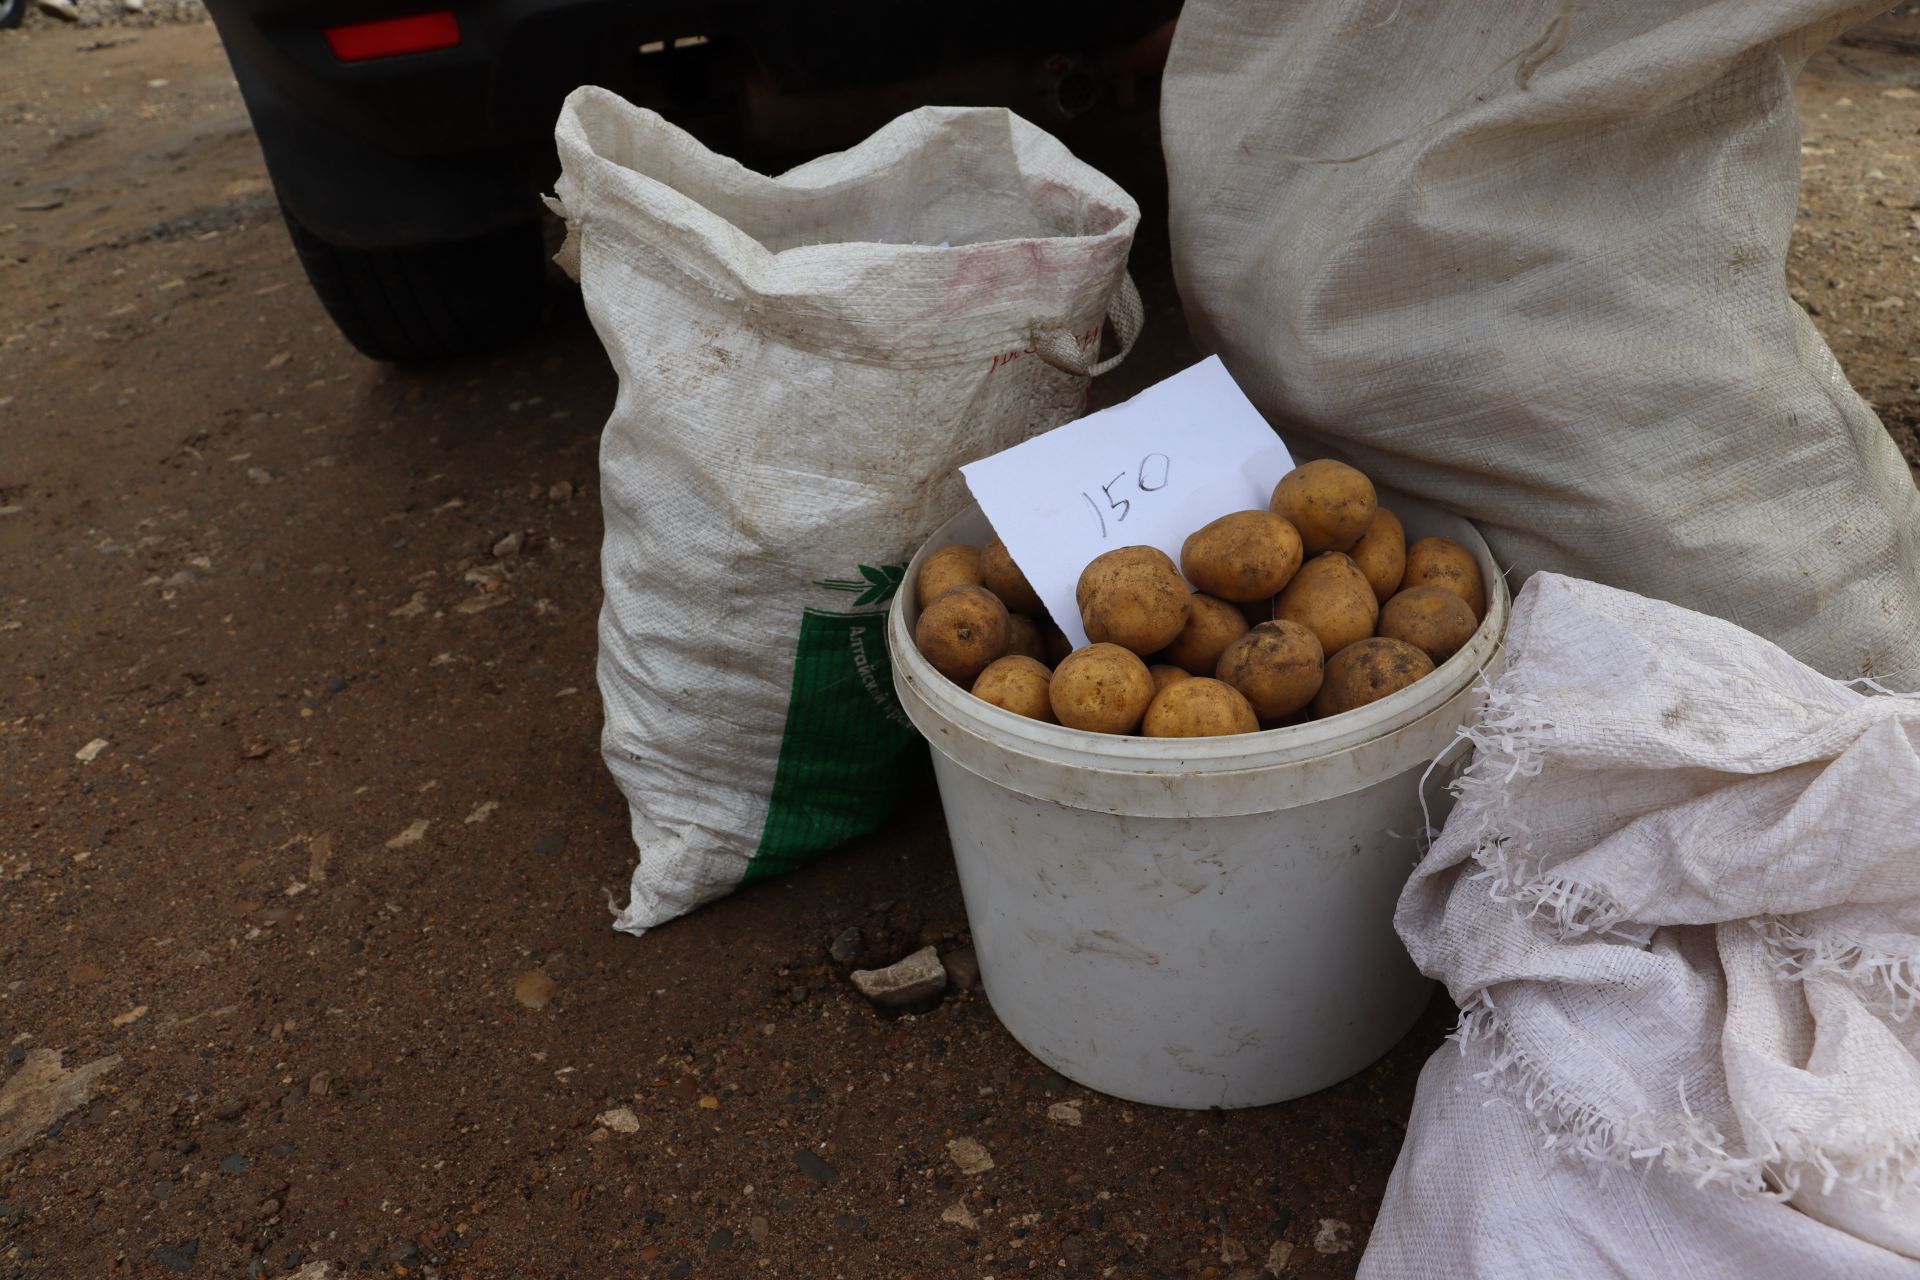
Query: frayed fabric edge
xmin=1755 ymin=916 xmax=1920 ymax=1022
xmin=1454 ymin=990 xmax=1920 ymax=1208
xmin=1433 ymin=681 xmax=1646 ymax=942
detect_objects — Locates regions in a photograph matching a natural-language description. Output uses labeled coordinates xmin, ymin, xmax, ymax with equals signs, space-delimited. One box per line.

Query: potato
xmin=1049 ymin=643 xmax=1155 ymax=735
xmin=980 ymin=536 xmax=1045 ymax=617
xmin=916 ymin=544 xmax=983 ymax=611
xmin=1378 ymin=586 xmax=1479 ymax=664
xmin=1180 ymin=510 xmax=1304 ymax=603
xmin=1158 ymin=593 xmax=1249 ymax=677
xmin=1143 ymin=678 xmax=1259 ymax=738
xmin=1274 ymin=553 xmax=1379 ymax=657
xmin=1313 ymin=637 xmax=1436 ymax=719
xmin=1215 ymin=620 xmax=1325 ymax=719
xmin=1401 ymin=536 xmax=1486 ymax=619
xmin=1349 ymin=508 xmax=1406 ymax=603
xmin=1080 ymin=554 xmax=1191 ymax=657
xmin=1077 ymin=545 xmax=1179 ymax=611
xmin=1149 ymin=664 xmax=1193 ymax=695
xmin=914 ymin=584 xmax=1009 ymax=686
xmin=971 ymin=655 xmax=1056 ymax=722
xmin=1269 ymin=460 xmax=1377 ymax=556
xmin=1006 ymin=614 xmax=1048 ymax=663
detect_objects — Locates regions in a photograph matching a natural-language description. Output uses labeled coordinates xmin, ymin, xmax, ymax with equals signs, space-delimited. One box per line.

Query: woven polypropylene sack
xmin=551 ymin=90 xmax=1140 ymax=934
xmin=1162 ymin=0 xmax=1920 ymax=685
xmin=1362 ymin=572 xmax=1920 ymax=1277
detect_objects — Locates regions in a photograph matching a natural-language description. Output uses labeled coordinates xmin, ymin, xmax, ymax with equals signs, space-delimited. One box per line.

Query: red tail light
xmin=325 ymin=10 xmax=461 ymax=62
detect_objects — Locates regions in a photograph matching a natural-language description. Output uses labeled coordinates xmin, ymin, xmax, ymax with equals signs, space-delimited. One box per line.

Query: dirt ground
xmin=2 ymin=9 xmax=1917 ymax=1280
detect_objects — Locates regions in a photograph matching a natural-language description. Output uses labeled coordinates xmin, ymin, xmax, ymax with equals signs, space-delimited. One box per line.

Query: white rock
xmin=1313 ymin=1219 xmax=1353 ymax=1254
xmin=596 ymin=1107 xmax=640 ymax=1134
xmin=946 ymin=1136 xmax=994 ymax=1174
xmin=1265 ymin=1240 xmax=1294 ymax=1274
xmin=384 ymin=819 xmax=429 ymax=849
xmin=75 ymin=738 xmax=109 ymax=764
xmin=1046 ymin=1101 xmax=1082 ymax=1126
xmin=940 ymin=1202 xmax=978 ymax=1230
xmin=849 ymin=946 xmax=945 ymax=1007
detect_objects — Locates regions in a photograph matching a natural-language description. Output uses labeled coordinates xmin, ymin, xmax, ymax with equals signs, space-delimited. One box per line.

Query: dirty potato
xmin=1274 ymin=553 xmax=1379 ymax=657
xmin=1313 ymin=637 xmax=1436 ymax=719
xmin=1180 ymin=510 xmax=1304 ymax=603
xmin=980 ymin=536 xmax=1045 ymax=616
xmin=1401 ymin=536 xmax=1486 ymax=619
xmin=1158 ymin=593 xmax=1250 ymax=678
xmin=1349 ymin=508 xmax=1406 ymax=603
xmin=1269 ymin=460 xmax=1377 ymax=556
xmin=914 ymin=584 xmax=1009 ymax=686
xmin=971 ymin=655 xmax=1056 ymax=722
xmin=1077 ymin=545 xmax=1180 ymax=611
xmin=1378 ymin=585 xmax=1479 ymax=664
xmin=1049 ymin=643 xmax=1156 ymax=735
xmin=1215 ymin=619 xmax=1325 ymax=720
xmin=915 ymin=544 xmax=983 ymax=611
xmin=1149 ymin=664 xmax=1193 ymax=695
xmin=1005 ymin=614 xmax=1048 ymax=663
xmin=1142 ymin=678 xmax=1259 ymax=738
xmin=1080 ymin=553 xmax=1192 ymax=656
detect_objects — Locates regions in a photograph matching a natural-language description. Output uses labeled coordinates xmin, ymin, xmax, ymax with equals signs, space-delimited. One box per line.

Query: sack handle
xmin=1032 ymin=272 xmax=1144 ymax=378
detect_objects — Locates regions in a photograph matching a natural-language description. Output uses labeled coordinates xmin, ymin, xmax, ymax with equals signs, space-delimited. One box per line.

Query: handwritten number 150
xmin=1082 ymin=453 xmax=1171 ymax=539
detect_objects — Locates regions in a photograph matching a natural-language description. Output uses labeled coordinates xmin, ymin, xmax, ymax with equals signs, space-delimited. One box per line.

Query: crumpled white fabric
xmin=1363 ymin=574 xmax=1920 ymax=1277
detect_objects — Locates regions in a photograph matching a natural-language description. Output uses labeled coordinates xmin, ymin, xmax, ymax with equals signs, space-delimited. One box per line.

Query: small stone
xmin=698 ymin=1095 xmax=720 ymax=1111
xmin=849 ymin=946 xmax=946 ymax=1007
xmin=154 ymin=1240 xmax=198 ymax=1274
xmin=492 ymin=531 xmax=524 ymax=559
xmin=1265 ymin=1241 xmax=1294 ymax=1274
xmin=219 ymin=1154 xmax=250 ymax=1174
xmin=513 ymin=972 xmax=557 ymax=1010
xmin=68 ymin=962 xmax=107 ymax=986
xmin=596 ymin=1107 xmax=640 ymax=1134
xmin=112 ymin=1005 xmax=148 ymax=1027
xmin=384 ymin=819 xmax=429 ymax=849
xmin=828 ymin=927 xmax=863 ymax=966
xmin=946 ymin=1137 xmax=994 ymax=1174
xmin=258 ymin=1198 xmax=281 ymax=1220
xmin=940 ymin=1202 xmax=978 ymax=1230
xmin=1222 ymin=1235 xmax=1248 ymax=1264
xmin=390 ymin=1240 xmax=420 ymax=1262
xmin=306 ymin=834 xmax=333 ymax=882
xmin=247 ymin=467 xmax=274 ymax=486
xmin=793 ymin=1149 xmax=838 ymax=1185
xmin=307 ymin=1071 xmax=331 ymax=1099
xmin=213 ymin=1098 xmax=248 ymax=1122
xmin=942 ymin=945 xmax=981 ymax=992
xmin=1046 ymin=1101 xmax=1082 ymax=1127
xmin=708 ymin=1228 xmax=734 ymax=1253
xmin=748 ymin=1216 xmax=769 ymax=1244
xmin=75 ymin=738 xmax=110 ymax=764
xmin=548 ymin=481 xmax=574 ymax=502
xmin=463 ymin=801 xmax=498 ymax=825
xmin=163 ymin=570 xmax=196 ymax=590
xmin=1313 ymin=1219 xmax=1352 ymax=1255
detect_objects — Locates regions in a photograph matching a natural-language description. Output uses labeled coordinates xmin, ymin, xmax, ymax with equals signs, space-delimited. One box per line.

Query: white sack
xmin=1363 ymin=572 xmax=1920 ymax=1278
xmin=1163 ymin=0 xmax=1920 ymax=686
xmin=551 ymin=89 xmax=1139 ymax=934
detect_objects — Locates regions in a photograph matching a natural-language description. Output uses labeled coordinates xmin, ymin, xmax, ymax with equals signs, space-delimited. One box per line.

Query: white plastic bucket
xmin=887 ymin=495 xmax=1508 ymax=1109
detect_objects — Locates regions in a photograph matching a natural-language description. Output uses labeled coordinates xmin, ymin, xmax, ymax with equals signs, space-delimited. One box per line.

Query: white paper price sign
xmin=961 ymin=356 xmax=1295 ymax=648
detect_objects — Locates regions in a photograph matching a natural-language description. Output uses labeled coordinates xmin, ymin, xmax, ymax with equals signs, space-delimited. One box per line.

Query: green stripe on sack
xmin=746 ymin=583 xmax=924 ymax=882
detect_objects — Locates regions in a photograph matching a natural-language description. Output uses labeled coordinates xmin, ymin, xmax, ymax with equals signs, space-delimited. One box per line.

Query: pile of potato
xmin=912 ymin=460 xmax=1487 ymax=738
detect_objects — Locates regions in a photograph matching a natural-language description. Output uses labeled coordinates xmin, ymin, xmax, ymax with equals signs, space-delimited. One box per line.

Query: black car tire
xmin=280 ymin=207 xmax=547 ymax=363
xmin=0 ymin=0 xmax=26 ymax=30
